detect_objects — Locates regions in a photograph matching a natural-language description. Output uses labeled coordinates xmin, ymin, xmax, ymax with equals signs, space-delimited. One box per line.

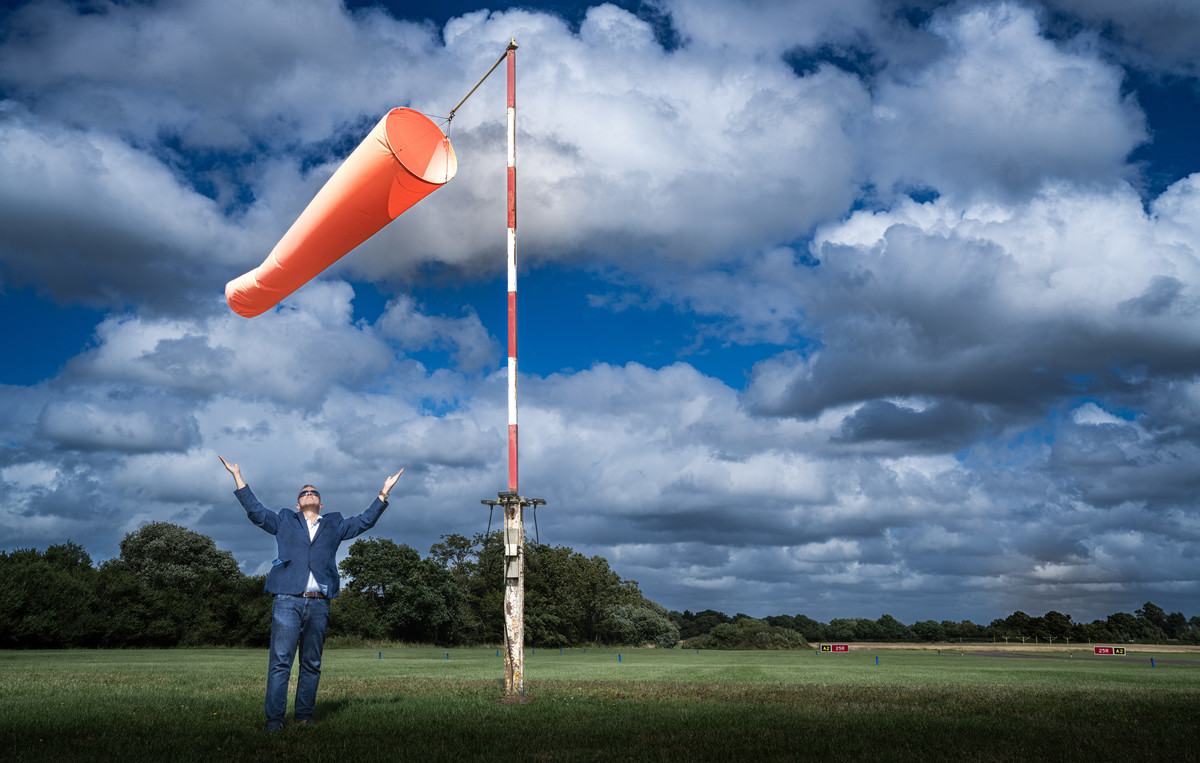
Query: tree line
xmin=0 ymin=523 xmax=677 ymax=649
xmin=675 ymin=603 xmax=1200 ymax=645
xmin=3 ymin=524 xmax=1197 ymax=649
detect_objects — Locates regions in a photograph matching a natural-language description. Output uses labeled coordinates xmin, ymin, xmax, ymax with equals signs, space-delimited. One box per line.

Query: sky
xmin=1 ymin=0 xmax=1199 ymax=626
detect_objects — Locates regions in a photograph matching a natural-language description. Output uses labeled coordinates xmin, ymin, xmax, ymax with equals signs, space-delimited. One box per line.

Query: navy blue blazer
xmin=235 ymin=485 xmax=388 ymax=598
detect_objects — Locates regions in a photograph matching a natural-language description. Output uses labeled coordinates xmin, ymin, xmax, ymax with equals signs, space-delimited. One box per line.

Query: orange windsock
xmin=225 ymin=108 xmax=456 ymax=318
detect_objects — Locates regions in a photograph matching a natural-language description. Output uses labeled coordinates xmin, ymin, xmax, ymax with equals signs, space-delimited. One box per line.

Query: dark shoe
xmin=264 ymin=722 xmax=283 ymax=732
xmin=297 ymin=719 xmax=314 ymax=726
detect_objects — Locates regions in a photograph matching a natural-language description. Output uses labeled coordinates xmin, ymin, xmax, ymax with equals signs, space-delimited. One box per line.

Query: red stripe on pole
xmin=507 ymin=51 xmax=516 ymax=109
xmin=507 ymin=166 xmax=516 ymax=228
xmin=508 ymin=291 xmax=517 ymax=357
xmin=508 ymin=424 xmax=518 ymax=491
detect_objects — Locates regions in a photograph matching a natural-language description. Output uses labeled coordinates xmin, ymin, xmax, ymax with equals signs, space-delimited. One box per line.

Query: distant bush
xmin=602 ymin=603 xmax=680 ymax=648
xmin=682 ymin=618 xmax=808 ymax=650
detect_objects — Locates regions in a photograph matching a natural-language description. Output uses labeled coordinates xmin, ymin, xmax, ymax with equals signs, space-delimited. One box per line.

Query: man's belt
xmin=301 ymin=591 xmax=326 ymax=598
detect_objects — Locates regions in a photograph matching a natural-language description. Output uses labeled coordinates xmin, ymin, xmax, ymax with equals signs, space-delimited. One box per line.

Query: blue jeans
xmin=265 ymin=594 xmax=330 ymax=727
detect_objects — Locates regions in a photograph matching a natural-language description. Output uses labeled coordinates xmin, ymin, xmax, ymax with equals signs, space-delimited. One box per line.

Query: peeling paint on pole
xmin=503 ymin=495 xmax=524 ymax=694
xmin=485 ymin=491 xmax=542 ymax=696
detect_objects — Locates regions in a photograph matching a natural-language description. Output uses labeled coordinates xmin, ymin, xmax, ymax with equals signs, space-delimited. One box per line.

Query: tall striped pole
xmin=501 ymin=40 xmax=525 ymax=696
xmin=460 ymin=39 xmax=541 ymax=698
xmin=506 ymin=40 xmax=519 ymax=495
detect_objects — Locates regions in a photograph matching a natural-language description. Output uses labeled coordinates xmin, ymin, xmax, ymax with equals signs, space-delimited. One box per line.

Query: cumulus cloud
xmin=863 ymin=2 xmax=1146 ymax=200
xmin=0 ymin=0 xmax=872 ymax=293
xmin=0 ymin=0 xmax=443 ymax=148
xmin=37 ymin=397 xmax=200 ymax=454
xmin=377 ymin=294 xmax=498 ymax=373
xmin=0 ymin=107 xmax=248 ymax=310
xmin=2 ymin=0 xmax=1199 ymax=623
xmin=1045 ymin=0 xmax=1200 ymax=77
xmin=744 ymin=176 xmax=1200 ymax=419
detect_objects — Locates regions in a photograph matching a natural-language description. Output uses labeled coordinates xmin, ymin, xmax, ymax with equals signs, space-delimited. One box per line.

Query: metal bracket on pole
xmin=481 ymin=492 xmax=546 ymax=580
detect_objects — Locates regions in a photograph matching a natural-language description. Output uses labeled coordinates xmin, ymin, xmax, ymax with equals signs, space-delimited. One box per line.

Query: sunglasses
xmin=298 ymin=489 xmax=321 ymax=499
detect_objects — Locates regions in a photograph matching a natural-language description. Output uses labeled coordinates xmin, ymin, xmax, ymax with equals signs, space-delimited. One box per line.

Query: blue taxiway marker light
xmin=378 ymin=652 xmax=382 ymax=660
xmin=446 ymin=653 xmax=450 ymax=660
xmin=618 ymin=653 xmax=622 ymax=662
xmin=875 ymin=656 xmax=879 ymax=666
xmin=1151 ymin=658 xmax=1155 ymax=668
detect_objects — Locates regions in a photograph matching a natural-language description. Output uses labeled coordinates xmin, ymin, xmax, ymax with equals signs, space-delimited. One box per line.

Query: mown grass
xmin=1 ymin=647 xmax=1197 ymax=761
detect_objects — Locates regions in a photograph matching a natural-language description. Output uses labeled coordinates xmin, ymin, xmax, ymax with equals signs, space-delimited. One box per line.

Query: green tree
xmin=92 ymin=558 xmax=152 ymax=647
xmin=679 ymin=610 xmax=733 ymax=639
xmin=118 ymin=523 xmax=250 ymax=645
xmin=523 ymin=542 xmax=642 ymax=645
xmin=340 ymin=537 xmax=466 ymax=644
xmin=1043 ymin=611 xmax=1073 ymax=640
xmin=1135 ymin=602 xmax=1167 ymax=639
xmin=853 ymin=618 xmax=885 ymax=641
xmin=791 ymin=614 xmax=829 ymax=643
xmin=327 ymin=589 xmax=386 ymax=641
xmin=911 ymin=620 xmax=946 ymax=642
xmin=961 ymin=621 xmax=986 ymax=639
xmin=225 ymin=573 xmax=271 ymax=646
xmin=119 ymin=522 xmax=240 ymax=592
xmin=1188 ymin=617 xmax=1200 ymax=644
xmin=1083 ymin=619 xmax=1114 ymax=642
xmin=1 ymin=544 xmax=100 ymax=647
xmin=424 ymin=530 xmax=506 ymax=644
xmin=1106 ymin=612 xmax=1138 ymax=642
xmin=764 ymin=614 xmax=796 ymax=631
xmin=441 ymin=531 xmax=505 ymax=645
xmin=1003 ymin=611 xmax=1032 ymax=637
xmin=1164 ymin=611 xmax=1188 ymax=640
xmin=602 ymin=603 xmax=680 ymax=648
xmin=828 ymin=618 xmax=856 ymax=640
xmin=876 ymin=614 xmax=914 ymax=641
xmin=43 ymin=540 xmax=93 ymax=572
xmin=428 ymin=533 xmax=476 ymax=579
xmin=687 ymin=618 xmax=808 ymax=650
xmin=1027 ymin=616 xmax=1050 ymax=641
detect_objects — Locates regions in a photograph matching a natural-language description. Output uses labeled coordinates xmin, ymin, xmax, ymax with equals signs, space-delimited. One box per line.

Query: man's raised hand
xmin=381 ymin=468 xmax=404 ymax=498
xmin=219 ymin=455 xmax=247 ymax=490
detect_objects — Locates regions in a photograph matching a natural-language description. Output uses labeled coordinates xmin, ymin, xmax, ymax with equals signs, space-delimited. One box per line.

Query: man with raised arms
xmin=219 ymin=455 xmax=403 ymax=732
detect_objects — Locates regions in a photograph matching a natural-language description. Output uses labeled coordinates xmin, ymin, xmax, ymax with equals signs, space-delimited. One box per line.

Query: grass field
xmin=1 ymin=646 xmax=1197 ymax=761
